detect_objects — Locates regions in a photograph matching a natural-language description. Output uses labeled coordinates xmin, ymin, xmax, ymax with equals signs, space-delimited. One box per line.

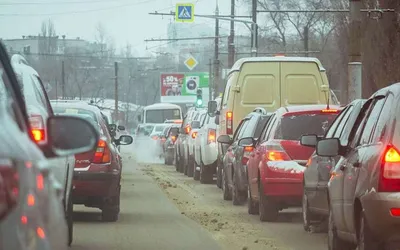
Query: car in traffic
xmin=11 ymin=55 xmax=77 ymax=245
xmin=187 ymin=109 xmax=206 ymax=179
xmin=316 ymin=83 xmax=400 ymax=250
xmin=0 ymin=41 xmax=99 ymax=249
xmin=301 ymin=99 xmax=366 ymax=232
xmin=163 ymin=126 xmax=180 ymax=165
xmin=51 ymin=101 xmax=133 ymax=222
xmin=217 ymin=108 xmax=272 ymax=205
xmin=245 ymin=105 xmax=340 ymax=221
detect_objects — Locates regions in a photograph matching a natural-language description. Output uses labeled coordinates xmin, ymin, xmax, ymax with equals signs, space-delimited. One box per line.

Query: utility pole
xmin=209 ymin=58 xmax=213 ymax=100
xmin=251 ymin=0 xmax=258 ymax=57
xmin=348 ymin=0 xmax=362 ymax=103
xmin=114 ymin=62 xmax=119 ymax=123
xmin=214 ymin=0 xmax=220 ymax=93
xmin=303 ymin=26 xmax=309 ymax=57
xmin=228 ymin=0 xmax=235 ymax=68
xmin=61 ymin=60 xmax=65 ymax=99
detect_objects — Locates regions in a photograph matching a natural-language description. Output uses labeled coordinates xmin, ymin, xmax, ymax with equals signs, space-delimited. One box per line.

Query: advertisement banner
xmin=160 ymin=72 xmax=209 ymax=103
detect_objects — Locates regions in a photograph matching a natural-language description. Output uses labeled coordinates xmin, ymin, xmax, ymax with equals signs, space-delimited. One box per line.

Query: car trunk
xmin=279 ymin=140 xmax=315 ymax=161
xmin=74 ymin=151 xmax=94 ymax=168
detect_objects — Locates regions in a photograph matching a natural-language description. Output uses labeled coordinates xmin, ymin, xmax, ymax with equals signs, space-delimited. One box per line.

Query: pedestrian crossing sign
xmin=175 ymin=3 xmax=194 ymax=22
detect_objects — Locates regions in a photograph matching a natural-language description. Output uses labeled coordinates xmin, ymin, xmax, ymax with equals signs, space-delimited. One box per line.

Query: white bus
xmin=138 ymin=103 xmax=183 ymax=124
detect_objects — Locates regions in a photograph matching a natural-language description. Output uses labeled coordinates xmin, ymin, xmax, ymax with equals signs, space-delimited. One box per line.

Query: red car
xmin=52 ymin=102 xmax=133 ymax=222
xmin=243 ymin=105 xmax=341 ymax=222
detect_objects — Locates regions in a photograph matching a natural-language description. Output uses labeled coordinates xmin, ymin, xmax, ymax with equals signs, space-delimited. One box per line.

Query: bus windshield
xmin=145 ymin=109 xmax=181 ymax=123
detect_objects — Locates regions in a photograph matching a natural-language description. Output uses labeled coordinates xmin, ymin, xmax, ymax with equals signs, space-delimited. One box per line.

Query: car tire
xmin=193 ymin=160 xmax=200 ymax=181
xmin=175 ymin=151 xmax=179 ymax=171
xmin=102 ymin=184 xmax=120 ymax=222
xmin=66 ymin=190 xmax=73 ymax=246
xmin=188 ymin=156 xmax=194 ymax=177
xmin=302 ymin=190 xmax=313 ymax=232
xmin=222 ymin=168 xmax=232 ymax=200
xmin=232 ymin=172 xmax=247 ymax=205
xmin=200 ymin=161 xmax=213 ymax=184
xmin=247 ymin=184 xmax=259 ymax=215
xmin=216 ymin=158 xmax=223 ymax=189
xmin=328 ymin=208 xmax=354 ymax=250
xmin=358 ymin=211 xmax=382 ymax=250
xmin=259 ymin=181 xmax=279 ymax=222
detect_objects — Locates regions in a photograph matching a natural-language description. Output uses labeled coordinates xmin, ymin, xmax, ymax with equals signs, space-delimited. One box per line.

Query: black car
xmin=217 ymin=108 xmax=272 ymax=205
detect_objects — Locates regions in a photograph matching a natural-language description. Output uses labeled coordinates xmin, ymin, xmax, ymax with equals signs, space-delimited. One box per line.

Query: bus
xmin=138 ymin=103 xmax=183 ymax=124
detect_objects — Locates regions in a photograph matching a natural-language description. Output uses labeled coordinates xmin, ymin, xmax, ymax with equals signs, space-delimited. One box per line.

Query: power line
xmin=0 ymin=0 xmax=131 ymax=5
xmin=144 ymin=36 xmax=228 ymax=42
xmin=22 ymin=52 xmax=152 ymax=60
xmin=0 ymin=0 xmax=155 ymax=16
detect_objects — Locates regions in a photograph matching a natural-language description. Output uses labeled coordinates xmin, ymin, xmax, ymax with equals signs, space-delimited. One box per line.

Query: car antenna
xmin=325 ymin=90 xmax=330 ymax=110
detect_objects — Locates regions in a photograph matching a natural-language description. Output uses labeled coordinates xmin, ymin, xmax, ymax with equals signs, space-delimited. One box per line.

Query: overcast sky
xmin=0 ymin=0 xmax=251 ymax=55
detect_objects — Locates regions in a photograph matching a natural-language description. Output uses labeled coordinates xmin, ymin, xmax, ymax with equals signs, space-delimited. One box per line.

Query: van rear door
xmin=280 ymin=62 xmax=327 ymax=106
xmin=235 ymin=62 xmax=280 ymax=121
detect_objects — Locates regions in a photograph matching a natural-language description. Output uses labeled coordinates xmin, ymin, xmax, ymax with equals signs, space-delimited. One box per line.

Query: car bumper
xmin=361 ymin=192 xmax=400 ymax=242
xmin=203 ymin=143 xmax=218 ymax=166
xmin=73 ymin=171 xmax=120 ymax=199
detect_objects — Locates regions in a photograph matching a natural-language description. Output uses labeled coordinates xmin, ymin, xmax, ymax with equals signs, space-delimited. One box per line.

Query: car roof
xmin=144 ymin=103 xmax=181 ymax=110
xmin=51 ymin=101 xmax=102 ymax=115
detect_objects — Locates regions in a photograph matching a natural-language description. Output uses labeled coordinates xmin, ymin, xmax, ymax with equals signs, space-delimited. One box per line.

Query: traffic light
xmin=196 ymin=89 xmax=203 ymax=107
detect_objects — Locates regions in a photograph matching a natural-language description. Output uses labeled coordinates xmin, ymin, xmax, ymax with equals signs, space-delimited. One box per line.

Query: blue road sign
xmin=175 ymin=3 xmax=194 ymax=22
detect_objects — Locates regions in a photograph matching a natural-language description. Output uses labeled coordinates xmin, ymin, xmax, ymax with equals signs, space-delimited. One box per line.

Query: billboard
xmin=160 ymin=72 xmax=209 ymax=103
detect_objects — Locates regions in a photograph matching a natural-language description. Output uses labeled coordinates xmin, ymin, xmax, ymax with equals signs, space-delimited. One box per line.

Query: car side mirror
xmin=301 ymin=134 xmax=318 ymax=148
xmin=238 ymin=137 xmax=255 ymax=147
xmin=217 ymin=135 xmax=232 ymax=144
xmin=207 ymin=100 xmax=217 ymax=117
xmin=46 ymin=115 xmax=99 ymax=157
xmin=116 ymin=135 xmax=133 ymax=146
xmin=118 ymin=125 xmax=125 ymax=131
xmin=316 ymin=138 xmax=340 ymax=157
xmin=191 ymin=121 xmax=201 ymax=129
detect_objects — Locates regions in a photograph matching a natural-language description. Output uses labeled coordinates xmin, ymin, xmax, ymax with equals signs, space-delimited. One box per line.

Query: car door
xmin=342 ymin=96 xmax=386 ymax=234
xmin=306 ymin=106 xmax=350 ymax=209
xmin=249 ymin=114 xmax=277 ymax=200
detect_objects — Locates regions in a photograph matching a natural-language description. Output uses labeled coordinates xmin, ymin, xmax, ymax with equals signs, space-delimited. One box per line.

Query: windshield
xmin=275 ymin=113 xmax=338 ymax=141
xmin=145 ymin=109 xmax=181 ymax=123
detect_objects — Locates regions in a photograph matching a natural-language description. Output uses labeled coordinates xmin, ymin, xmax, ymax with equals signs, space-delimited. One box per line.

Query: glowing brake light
xmin=390 ymin=208 xmax=400 ymax=217
xmin=185 ymin=125 xmax=191 ymax=134
xmin=321 ymin=109 xmax=338 ymax=113
xmin=171 ymin=135 xmax=177 ymax=143
xmin=242 ymin=146 xmax=253 ymax=165
xmin=379 ymin=145 xmax=400 ymax=192
xmin=174 ymin=120 xmax=183 ymax=124
xmin=226 ymin=111 xmax=233 ymax=135
xmin=151 ymin=135 xmax=159 ymax=140
xmin=191 ymin=132 xmax=198 ymax=139
xmin=92 ymin=139 xmax=111 ymax=164
xmin=207 ymin=129 xmax=216 ymax=144
xmin=265 ymin=143 xmax=291 ymax=161
xmin=29 ymin=115 xmax=46 ymax=143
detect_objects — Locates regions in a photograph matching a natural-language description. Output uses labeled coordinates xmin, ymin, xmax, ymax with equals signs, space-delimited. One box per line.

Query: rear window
xmin=274 ymin=112 xmax=338 ymax=141
xmin=146 ymin=109 xmax=181 ymax=123
xmin=53 ymin=107 xmax=97 ymax=122
xmin=155 ymin=125 xmax=167 ymax=132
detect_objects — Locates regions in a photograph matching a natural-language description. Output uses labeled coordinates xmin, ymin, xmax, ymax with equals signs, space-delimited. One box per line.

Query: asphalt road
xmin=70 ymin=147 xmax=220 ymax=250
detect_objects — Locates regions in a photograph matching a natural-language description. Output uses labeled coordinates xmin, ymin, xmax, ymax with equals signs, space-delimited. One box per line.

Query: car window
xmin=325 ymin=106 xmax=350 ymax=139
xmin=237 ymin=119 xmax=250 ymax=139
xmin=0 ymin=61 xmax=23 ymax=130
xmin=370 ymin=94 xmax=393 ymax=144
xmin=274 ymin=112 xmax=338 ymax=141
xmin=259 ymin=114 xmax=275 ymax=142
xmin=264 ymin=115 xmax=278 ymax=140
xmin=333 ymin=106 xmax=354 ymax=139
xmin=233 ymin=119 xmax=246 ymax=141
xmin=222 ymin=74 xmax=233 ymax=107
xmin=254 ymin=116 xmax=270 ymax=139
xmin=31 ymin=75 xmax=51 ymax=112
xmin=357 ymin=97 xmax=385 ymax=146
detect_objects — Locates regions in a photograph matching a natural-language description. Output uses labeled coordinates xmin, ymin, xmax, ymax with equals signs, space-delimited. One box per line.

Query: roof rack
xmin=253 ymin=107 xmax=267 ymax=115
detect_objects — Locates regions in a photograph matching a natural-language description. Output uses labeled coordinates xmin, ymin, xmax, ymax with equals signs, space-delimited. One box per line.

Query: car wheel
xmin=175 ymin=152 xmax=179 ymax=171
xmin=200 ymin=161 xmax=213 ymax=184
xmin=102 ymin=185 xmax=120 ymax=222
xmin=247 ymin=184 xmax=259 ymax=215
xmin=358 ymin=211 xmax=381 ymax=250
xmin=232 ymin=172 xmax=247 ymax=205
xmin=216 ymin=158 xmax=223 ymax=189
xmin=302 ymin=190 xmax=312 ymax=232
xmin=328 ymin=208 xmax=354 ymax=250
xmin=193 ymin=160 xmax=200 ymax=180
xmin=188 ymin=156 xmax=195 ymax=177
xmin=259 ymin=181 xmax=278 ymax=222
xmin=66 ymin=191 xmax=73 ymax=246
xmin=222 ymin=168 xmax=232 ymax=200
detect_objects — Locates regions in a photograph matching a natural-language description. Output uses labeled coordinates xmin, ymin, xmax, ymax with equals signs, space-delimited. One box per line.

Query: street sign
xmin=175 ymin=3 xmax=194 ymax=22
xmin=184 ymin=56 xmax=198 ymax=71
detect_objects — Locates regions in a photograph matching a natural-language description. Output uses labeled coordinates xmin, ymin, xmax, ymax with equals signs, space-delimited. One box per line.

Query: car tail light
xmin=0 ymin=160 xmax=19 ymax=220
xmin=171 ymin=135 xmax=177 ymax=143
xmin=192 ymin=132 xmax=198 ymax=139
xmin=242 ymin=146 xmax=253 ymax=165
xmin=226 ymin=111 xmax=233 ymax=135
xmin=379 ymin=145 xmax=400 ymax=192
xmin=265 ymin=143 xmax=291 ymax=161
xmin=92 ymin=139 xmax=111 ymax=164
xmin=207 ymin=129 xmax=216 ymax=144
xmin=321 ymin=109 xmax=339 ymax=113
xmin=29 ymin=115 xmax=45 ymax=143
xmin=390 ymin=208 xmax=400 ymax=217
xmin=305 ymin=158 xmax=312 ymax=167
xmin=151 ymin=135 xmax=159 ymax=140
